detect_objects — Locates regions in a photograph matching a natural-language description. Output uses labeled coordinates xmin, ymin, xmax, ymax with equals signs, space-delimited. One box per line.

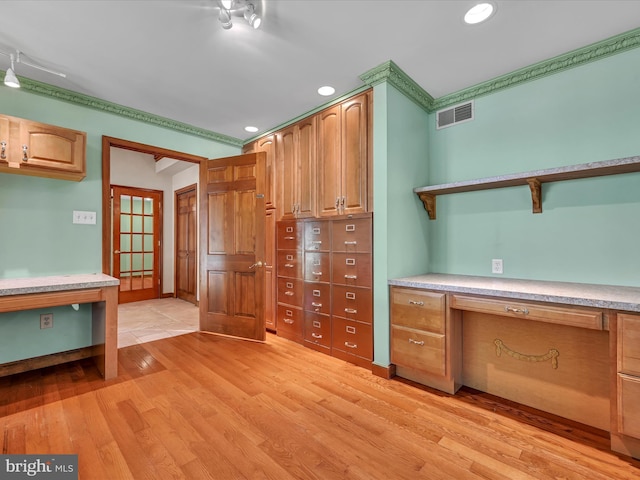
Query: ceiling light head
xmin=244 ymin=3 xmax=261 ymax=29
xmin=4 ymin=54 xmax=20 ymax=88
xmin=220 ymin=0 xmax=234 ymax=9
xmin=464 ymin=2 xmax=496 ymax=25
xmin=318 ymin=86 xmax=335 ymax=96
xmin=218 ymin=8 xmax=233 ymax=29
xmin=244 ymin=126 xmax=259 ymax=133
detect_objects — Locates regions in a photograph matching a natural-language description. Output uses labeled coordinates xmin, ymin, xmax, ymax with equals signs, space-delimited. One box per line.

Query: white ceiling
xmin=1 ymin=1 xmax=640 ymax=143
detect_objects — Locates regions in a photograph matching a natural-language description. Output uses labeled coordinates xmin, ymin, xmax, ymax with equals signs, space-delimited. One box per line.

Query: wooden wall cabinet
xmin=317 ymin=92 xmax=370 ymax=217
xmin=0 ymin=113 xmax=86 ymax=181
xmin=265 ymin=210 xmax=277 ymax=331
xmin=243 ymin=133 xmax=277 ymax=210
xmin=278 ymin=118 xmax=316 ymax=219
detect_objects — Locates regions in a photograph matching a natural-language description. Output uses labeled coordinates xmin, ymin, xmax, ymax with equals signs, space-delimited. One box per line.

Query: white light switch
xmin=73 ymin=210 xmax=97 ymax=225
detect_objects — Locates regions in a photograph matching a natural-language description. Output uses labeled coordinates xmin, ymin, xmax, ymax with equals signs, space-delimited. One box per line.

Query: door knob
xmin=114 ymin=250 xmax=121 ymax=254
xmin=249 ymin=261 xmax=264 ymax=269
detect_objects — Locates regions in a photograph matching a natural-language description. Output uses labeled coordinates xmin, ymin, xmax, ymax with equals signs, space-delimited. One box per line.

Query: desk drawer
xmin=332 ymin=285 xmax=372 ymax=324
xmin=450 ymin=294 xmax=603 ymax=330
xmin=304 ymin=252 xmax=330 ymax=283
xmin=618 ymin=374 xmax=640 ymax=438
xmin=304 ymin=221 xmax=331 ymax=252
xmin=276 ymin=250 xmax=303 ymax=279
xmin=304 ymin=312 xmax=331 ymax=349
xmin=391 ymin=325 xmax=445 ymax=376
xmin=332 ymin=253 xmax=372 ymax=288
xmin=277 ymin=278 xmax=303 ymax=306
xmin=304 ymin=282 xmax=331 ymax=315
xmin=391 ymin=287 xmax=445 ymax=334
xmin=332 ymin=217 xmax=372 ymax=253
xmin=619 ymin=313 xmax=640 ymax=376
xmin=277 ymin=221 xmax=301 ymax=250
xmin=277 ymin=305 xmax=303 ymax=339
xmin=332 ymin=317 xmax=372 ymax=360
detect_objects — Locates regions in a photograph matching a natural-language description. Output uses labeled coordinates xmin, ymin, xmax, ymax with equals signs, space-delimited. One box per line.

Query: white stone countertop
xmin=389 ymin=274 xmax=640 ymax=312
xmin=0 ymin=273 xmax=119 ymax=296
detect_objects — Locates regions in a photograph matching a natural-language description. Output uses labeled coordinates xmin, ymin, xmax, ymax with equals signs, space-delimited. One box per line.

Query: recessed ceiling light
xmin=244 ymin=126 xmax=259 ymax=133
xmin=318 ymin=86 xmax=335 ymax=96
xmin=464 ymin=2 xmax=496 ymax=24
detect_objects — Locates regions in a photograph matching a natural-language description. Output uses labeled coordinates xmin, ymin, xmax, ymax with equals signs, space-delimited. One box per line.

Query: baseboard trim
xmin=371 ymin=363 xmax=396 ymax=379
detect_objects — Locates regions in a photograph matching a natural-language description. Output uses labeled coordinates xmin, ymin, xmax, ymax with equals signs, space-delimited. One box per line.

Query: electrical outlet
xmin=491 ymin=258 xmax=504 ymax=274
xmin=40 ymin=313 xmax=53 ymax=329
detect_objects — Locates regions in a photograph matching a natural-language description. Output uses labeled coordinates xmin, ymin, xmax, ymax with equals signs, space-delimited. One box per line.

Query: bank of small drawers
xmin=390 ymin=286 xmax=447 ymax=377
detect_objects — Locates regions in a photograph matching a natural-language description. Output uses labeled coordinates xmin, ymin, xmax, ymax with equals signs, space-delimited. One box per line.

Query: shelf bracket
xmin=418 ymin=192 xmax=436 ymax=220
xmin=527 ymin=178 xmax=542 ymax=214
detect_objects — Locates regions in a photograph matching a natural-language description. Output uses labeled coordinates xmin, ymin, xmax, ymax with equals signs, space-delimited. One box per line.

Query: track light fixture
xmin=1 ymin=49 xmax=66 ymax=89
xmin=217 ymin=0 xmax=262 ymax=30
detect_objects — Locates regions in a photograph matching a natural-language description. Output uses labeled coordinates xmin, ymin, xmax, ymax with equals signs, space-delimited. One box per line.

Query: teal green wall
xmin=0 ymin=87 xmax=240 ymax=363
xmin=373 ymin=83 xmax=430 ymax=367
xmin=427 ymin=47 xmax=640 ymax=286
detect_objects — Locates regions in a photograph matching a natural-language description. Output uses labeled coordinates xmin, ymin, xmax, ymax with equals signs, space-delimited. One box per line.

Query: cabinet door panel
xmin=278 ymin=126 xmax=296 ymax=219
xmin=19 ymin=120 xmax=85 ymax=177
xmin=297 ymin=118 xmax=316 ymax=218
xmin=341 ymin=94 xmax=368 ymax=215
xmin=257 ymin=134 xmax=277 ymax=210
xmin=317 ymin=106 xmax=341 ymax=216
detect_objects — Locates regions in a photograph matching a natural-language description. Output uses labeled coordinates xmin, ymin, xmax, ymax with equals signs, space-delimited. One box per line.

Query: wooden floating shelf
xmin=414 ymin=155 xmax=640 ymax=220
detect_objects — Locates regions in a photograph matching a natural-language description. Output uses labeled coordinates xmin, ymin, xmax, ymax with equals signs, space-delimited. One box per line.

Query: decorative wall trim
xmin=360 ymin=60 xmax=435 ymax=112
xmin=432 ymin=27 xmax=640 ymax=111
xmin=3 ymin=76 xmax=244 ymax=147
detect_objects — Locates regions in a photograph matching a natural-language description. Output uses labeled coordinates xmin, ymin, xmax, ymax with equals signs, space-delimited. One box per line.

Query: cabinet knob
xmin=22 ymin=145 xmax=28 ymax=162
xmin=0 ymin=141 xmax=6 ymax=160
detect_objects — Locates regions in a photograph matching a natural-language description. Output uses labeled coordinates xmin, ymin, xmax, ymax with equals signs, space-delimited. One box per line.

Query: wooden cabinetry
xmin=615 ymin=313 xmax=640 ymax=445
xmin=0 ymin=113 xmax=86 ymax=181
xmin=265 ymin=210 xmax=277 ymax=331
xmin=276 ymin=214 xmax=373 ymax=369
xmin=317 ymin=92 xmax=370 ymax=217
xmin=278 ymin=117 xmax=316 ymax=219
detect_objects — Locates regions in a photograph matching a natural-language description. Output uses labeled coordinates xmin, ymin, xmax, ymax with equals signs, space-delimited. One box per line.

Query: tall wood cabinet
xmin=0 ymin=113 xmax=86 ymax=181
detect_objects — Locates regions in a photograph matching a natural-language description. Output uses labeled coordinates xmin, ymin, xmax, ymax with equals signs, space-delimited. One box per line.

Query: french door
xmin=112 ymin=185 xmax=162 ymax=303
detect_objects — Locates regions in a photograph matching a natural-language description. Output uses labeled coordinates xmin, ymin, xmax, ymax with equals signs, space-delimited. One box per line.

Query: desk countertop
xmin=0 ymin=273 xmax=119 ymax=297
xmin=389 ymin=274 xmax=640 ymax=313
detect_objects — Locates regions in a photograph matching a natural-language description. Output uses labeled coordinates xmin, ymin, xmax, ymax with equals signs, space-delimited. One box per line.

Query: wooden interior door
xmin=176 ymin=184 xmax=197 ymax=305
xmin=112 ymin=185 xmax=162 ymax=303
xmin=199 ymin=152 xmax=266 ymax=341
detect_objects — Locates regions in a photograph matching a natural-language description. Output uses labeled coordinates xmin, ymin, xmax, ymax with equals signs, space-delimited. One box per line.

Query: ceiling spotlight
xmin=218 ymin=8 xmax=233 ymax=29
xmin=244 ymin=126 xmax=259 ymax=133
xmin=244 ymin=3 xmax=261 ymax=29
xmin=464 ymin=3 xmax=496 ymax=24
xmin=4 ymin=54 xmax=20 ymax=88
xmin=220 ymin=0 xmax=234 ymax=8
xmin=318 ymin=86 xmax=335 ymax=96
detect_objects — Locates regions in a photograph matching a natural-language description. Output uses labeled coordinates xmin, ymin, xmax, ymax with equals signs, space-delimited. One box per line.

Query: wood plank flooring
xmin=1 ymin=332 xmax=639 ymax=479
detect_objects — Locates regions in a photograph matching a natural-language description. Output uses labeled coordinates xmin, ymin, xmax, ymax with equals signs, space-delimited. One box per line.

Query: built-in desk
xmin=388 ymin=274 xmax=640 ymax=459
xmin=0 ymin=274 xmax=119 ymax=379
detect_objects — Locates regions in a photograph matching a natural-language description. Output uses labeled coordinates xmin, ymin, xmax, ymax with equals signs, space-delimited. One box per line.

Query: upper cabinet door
xmin=316 ymin=105 xmax=342 ymax=217
xmin=278 ymin=125 xmax=297 ymax=219
xmin=257 ymin=134 xmax=277 ymax=210
xmin=341 ymin=93 xmax=369 ymax=216
xmin=296 ymin=116 xmax=316 ymax=219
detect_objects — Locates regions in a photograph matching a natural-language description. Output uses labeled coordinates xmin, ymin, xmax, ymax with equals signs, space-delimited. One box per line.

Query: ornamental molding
xmin=360 ymin=60 xmax=434 ymax=112
xmin=7 ymin=77 xmax=243 ymax=147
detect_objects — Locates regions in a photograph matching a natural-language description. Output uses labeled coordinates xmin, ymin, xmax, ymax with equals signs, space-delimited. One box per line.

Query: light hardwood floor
xmin=1 ymin=331 xmax=639 ymax=479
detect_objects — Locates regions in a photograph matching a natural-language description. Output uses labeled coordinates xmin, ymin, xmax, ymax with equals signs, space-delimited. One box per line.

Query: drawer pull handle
xmin=286 ymin=227 xmax=294 ymax=233
xmin=311 ymin=240 xmax=322 ymax=244
xmin=284 ymin=263 xmax=294 ymax=268
xmin=284 ymin=318 xmax=294 ymax=324
xmin=311 ymin=302 xmax=322 ymax=307
xmin=346 ymin=224 xmax=356 ymax=232
xmin=505 ymin=306 xmax=529 ymax=315
xmin=284 ymin=236 xmax=295 ymax=240
xmin=345 ymin=308 xmax=357 ymax=314
xmin=408 ymin=300 xmax=424 ymax=306
xmin=312 ymin=333 xmax=323 ymax=339
xmin=0 ymin=141 xmax=5 ymax=160
xmin=312 ymin=227 xmax=321 ymax=234
xmin=285 ymin=291 xmax=294 ymax=296
xmin=344 ymin=275 xmax=357 ymax=280
xmin=345 ymin=341 xmax=358 ymax=349
xmin=311 ymin=271 xmax=323 ymax=276
xmin=409 ymin=338 xmax=425 ymax=346
xmin=312 ymin=321 xmax=321 ymax=328
xmin=344 ymin=241 xmax=358 ymax=245
xmin=346 ymin=326 xmax=356 ymax=334
xmin=346 ymin=292 xmax=356 ymax=300
xmin=22 ymin=145 xmax=28 ymax=162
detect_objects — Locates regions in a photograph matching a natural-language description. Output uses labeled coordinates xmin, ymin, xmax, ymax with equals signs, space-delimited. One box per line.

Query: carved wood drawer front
xmin=304 ymin=312 xmax=331 ymax=348
xmin=276 ymin=221 xmax=301 ymax=250
xmin=450 ymin=294 xmax=604 ymax=330
xmin=332 ymin=317 xmax=372 ymax=359
xmin=617 ymin=374 xmax=640 ymax=438
xmin=277 ymin=278 xmax=304 ymax=306
xmin=303 ymin=282 xmax=331 ymax=315
xmin=304 ymin=252 xmax=331 ymax=283
xmin=619 ymin=313 xmax=640 ymax=376
xmin=277 ymin=305 xmax=303 ymax=338
xmin=390 ymin=287 xmax=445 ymax=334
xmin=304 ymin=221 xmax=331 ymax=252
xmin=391 ymin=325 xmax=445 ymax=377
xmin=331 ymin=285 xmax=372 ymax=324
xmin=276 ymin=250 xmax=303 ymax=279
xmin=331 ymin=217 xmax=372 ymax=253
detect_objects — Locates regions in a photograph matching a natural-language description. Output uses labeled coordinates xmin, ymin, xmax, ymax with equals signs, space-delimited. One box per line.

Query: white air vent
xmin=436 ymin=101 xmax=474 ymax=129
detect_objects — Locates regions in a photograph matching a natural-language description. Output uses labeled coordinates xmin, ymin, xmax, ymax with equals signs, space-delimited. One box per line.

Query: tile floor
xmin=118 ymin=297 xmax=199 ymax=348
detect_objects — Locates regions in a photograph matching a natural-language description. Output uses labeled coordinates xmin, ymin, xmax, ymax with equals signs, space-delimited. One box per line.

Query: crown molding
xmin=360 ymin=60 xmax=434 ymax=112
xmin=1 ymin=75 xmax=243 ymax=147
xmin=432 ymin=27 xmax=640 ymax=111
